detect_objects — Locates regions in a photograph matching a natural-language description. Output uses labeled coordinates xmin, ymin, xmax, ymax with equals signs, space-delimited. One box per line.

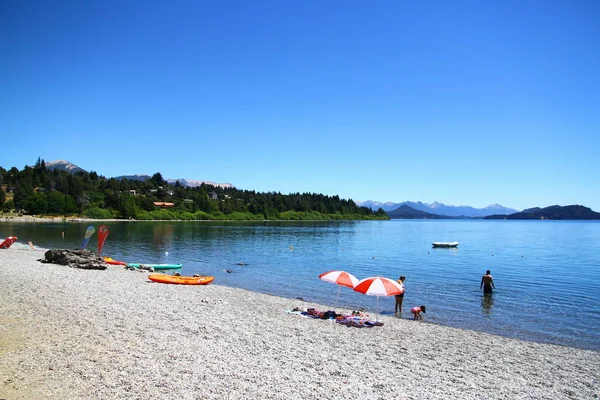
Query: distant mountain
xmin=485 ymin=205 xmax=600 ymax=220
xmin=44 ymin=160 xmax=233 ymax=188
xmin=358 ymin=200 xmax=518 ymax=218
xmin=358 ymin=201 xmax=402 ymax=212
xmin=114 ymin=175 xmax=151 ymax=182
xmin=45 ymin=160 xmax=87 ymax=174
xmin=113 ymin=176 xmax=233 ymax=189
xmin=387 ymin=205 xmax=452 ymax=219
xmin=165 ymin=178 xmax=233 ymax=189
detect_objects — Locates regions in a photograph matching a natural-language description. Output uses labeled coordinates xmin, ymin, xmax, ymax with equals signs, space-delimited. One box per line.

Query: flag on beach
xmin=97 ymin=225 xmax=109 ymax=255
xmin=81 ymin=226 xmax=96 ymax=249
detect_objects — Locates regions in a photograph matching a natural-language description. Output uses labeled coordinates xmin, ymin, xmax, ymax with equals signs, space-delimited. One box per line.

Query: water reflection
xmin=481 ymin=293 xmax=494 ymax=317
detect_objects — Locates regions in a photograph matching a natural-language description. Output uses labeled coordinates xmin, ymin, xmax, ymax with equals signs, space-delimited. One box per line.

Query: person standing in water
xmin=395 ymin=276 xmax=406 ymax=313
xmin=480 ymin=270 xmax=496 ymax=294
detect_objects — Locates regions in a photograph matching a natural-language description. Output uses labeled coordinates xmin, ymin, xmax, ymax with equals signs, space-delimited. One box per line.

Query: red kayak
xmin=0 ymin=236 xmax=17 ymax=249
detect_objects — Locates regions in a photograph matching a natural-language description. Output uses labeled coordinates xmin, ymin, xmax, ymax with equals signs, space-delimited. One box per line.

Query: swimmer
xmin=480 ymin=270 xmax=496 ymax=294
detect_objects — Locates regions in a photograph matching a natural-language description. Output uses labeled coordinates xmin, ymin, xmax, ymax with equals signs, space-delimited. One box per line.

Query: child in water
xmin=411 ymin=305 xmax=426 ymax=320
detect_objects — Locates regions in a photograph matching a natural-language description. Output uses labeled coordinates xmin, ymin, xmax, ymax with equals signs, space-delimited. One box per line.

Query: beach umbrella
xmin=319 ymin=270 xmax=359 ymax=308
xmin=353 ymin=276 xmax=404 ymax=319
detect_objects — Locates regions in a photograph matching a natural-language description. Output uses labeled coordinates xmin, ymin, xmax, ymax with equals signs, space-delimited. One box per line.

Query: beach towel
xmin=284 ymin=309 xmax=306 ymax=316
xmin=285 ymin=308 xmax=383 ymax=328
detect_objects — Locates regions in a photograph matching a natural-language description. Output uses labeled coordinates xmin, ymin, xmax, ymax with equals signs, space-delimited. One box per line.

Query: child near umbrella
xmin=411 ymin=305 xmax=426 ymax=320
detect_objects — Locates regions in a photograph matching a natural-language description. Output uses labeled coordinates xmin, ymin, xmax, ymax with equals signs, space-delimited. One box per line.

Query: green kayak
xmin=127 ymin=263 xmax=182 ymax=270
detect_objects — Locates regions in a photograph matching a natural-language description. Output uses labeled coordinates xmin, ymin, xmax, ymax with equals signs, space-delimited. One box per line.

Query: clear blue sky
xmin=2 ymin=1 xmax=599 ymax=211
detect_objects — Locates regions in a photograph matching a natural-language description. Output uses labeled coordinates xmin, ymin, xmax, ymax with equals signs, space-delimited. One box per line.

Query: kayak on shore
xmin=148 ymin=273 xmax=214 ymax=285
xmin=103 ymin=256 xmax=128 ymax=266
xmin=0 ymin=236 xmax=18 ymax=249
xmin=127 ymin=263 xmax=182 ymax=270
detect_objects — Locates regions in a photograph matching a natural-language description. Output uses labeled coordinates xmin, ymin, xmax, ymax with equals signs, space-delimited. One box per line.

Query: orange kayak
xmin=148 ymin=274 xmax=215 ymax=285
xmin=103 ymin=256 xmax=128 ymax=266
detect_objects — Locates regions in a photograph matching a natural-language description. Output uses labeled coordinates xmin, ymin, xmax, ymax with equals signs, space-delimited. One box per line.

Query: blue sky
xmin=2 ymin=1 xmax=599 ymax=211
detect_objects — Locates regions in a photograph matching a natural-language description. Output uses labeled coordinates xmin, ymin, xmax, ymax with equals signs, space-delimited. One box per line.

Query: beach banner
xmin=97 ymin=225 xmax=109 ymax=255
xmin=81 ymin=225 xmax=96 ymax=249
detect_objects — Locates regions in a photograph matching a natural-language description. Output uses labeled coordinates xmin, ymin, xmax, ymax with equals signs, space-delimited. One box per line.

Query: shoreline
xmin=0 ymin=215 xmax=124 ymax=223
xmin=1 ymin=249 xmax=599 ymax=399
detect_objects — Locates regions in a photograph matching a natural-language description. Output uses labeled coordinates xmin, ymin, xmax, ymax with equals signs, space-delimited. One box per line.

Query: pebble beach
xmin=1 ymin=248 xmax=599 ymax=400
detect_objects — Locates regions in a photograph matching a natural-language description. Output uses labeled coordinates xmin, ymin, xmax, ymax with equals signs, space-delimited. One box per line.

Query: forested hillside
xmin=0 ymin=158 xmax=387 ymax=221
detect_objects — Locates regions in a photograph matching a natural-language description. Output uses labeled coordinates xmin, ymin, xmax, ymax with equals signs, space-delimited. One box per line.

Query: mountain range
xmin=357 ymin=200 xmax=518 ymax=218
xmin=44 ymin=160 xmax=569 ymax=218
xmin=45 ymin=160 xmax=233 ymax=189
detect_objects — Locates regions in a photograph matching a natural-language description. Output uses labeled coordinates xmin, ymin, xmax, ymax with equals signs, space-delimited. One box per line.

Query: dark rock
xmin=40 ymin=249 xmax=108 ymax=270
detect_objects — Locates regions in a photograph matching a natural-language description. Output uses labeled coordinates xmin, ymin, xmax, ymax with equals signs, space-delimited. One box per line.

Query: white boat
xmin=432 ymin=241 xmax=459 ymax=248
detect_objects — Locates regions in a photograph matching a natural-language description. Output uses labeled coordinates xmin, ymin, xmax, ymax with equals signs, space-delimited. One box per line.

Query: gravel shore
xmin=1 ymin=249 xmax=599 ymax=400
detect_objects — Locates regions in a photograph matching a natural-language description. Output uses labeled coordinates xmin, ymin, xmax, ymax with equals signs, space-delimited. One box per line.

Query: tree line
xmin=0 ymin=158 xmax=388 ymax=221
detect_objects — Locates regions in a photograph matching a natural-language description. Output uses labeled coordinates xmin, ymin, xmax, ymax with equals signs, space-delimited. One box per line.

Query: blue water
xmin=3 ymin=220 xmax=599 ymax=351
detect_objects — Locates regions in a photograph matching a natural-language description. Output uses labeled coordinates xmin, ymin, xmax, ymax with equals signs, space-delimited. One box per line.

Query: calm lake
xmin=3 ymin=219 xmax=599 ymax=351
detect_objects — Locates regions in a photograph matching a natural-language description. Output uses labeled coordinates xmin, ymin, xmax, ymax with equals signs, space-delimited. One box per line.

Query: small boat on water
xmin=127 ymin=263 xmax=182 ymax=270
xmin=432 ymin=241 xmax=459 ymax=248
xmin=148 ymin=274 xmax=214 ymax=285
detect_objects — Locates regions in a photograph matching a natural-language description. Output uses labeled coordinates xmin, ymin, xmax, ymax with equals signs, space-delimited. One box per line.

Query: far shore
xmin=0 ymin=214 xmax=372 ymax=223
xmin=0 ymin=214 xmax=122 ymax=223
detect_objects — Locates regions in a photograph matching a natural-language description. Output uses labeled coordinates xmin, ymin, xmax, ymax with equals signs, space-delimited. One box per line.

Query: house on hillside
xmin=153 ymin=202 xmax=174 ymax=208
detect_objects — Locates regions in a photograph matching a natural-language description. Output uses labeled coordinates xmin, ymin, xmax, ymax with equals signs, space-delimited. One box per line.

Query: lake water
xmin=2 ymin=219 xmax=599 ymax=351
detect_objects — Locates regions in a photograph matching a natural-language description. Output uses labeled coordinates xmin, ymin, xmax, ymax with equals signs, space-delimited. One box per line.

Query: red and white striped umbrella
xmin=353 ymin=276 xmax=404 ymax=296
xmin=319 ymin=270 xmax=359 ymax=288
xmin=353 ymin=276 xmax=404 ymax=319
xmin=319 ymin=270 xmax=359 ymax=308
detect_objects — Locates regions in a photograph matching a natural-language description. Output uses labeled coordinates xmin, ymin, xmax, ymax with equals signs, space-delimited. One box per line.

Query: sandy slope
xmin=1 ymin=249 xmax=598 ymax=400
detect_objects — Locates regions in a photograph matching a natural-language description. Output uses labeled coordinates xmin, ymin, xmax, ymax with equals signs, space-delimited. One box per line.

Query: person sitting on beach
xmin=411 ymin=305 xmax=426 ymax=320
xmin=480 ymin=270 xmax=496 ymax=294
xmin=395 ymin=276 xmax=406 ymax=313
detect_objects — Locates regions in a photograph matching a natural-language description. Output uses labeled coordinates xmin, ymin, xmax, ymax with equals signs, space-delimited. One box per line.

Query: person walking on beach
xmin=395 ymin=276 xmax=406 ymax=313
xmin=480 ymin=270 xmax=495 ymax=294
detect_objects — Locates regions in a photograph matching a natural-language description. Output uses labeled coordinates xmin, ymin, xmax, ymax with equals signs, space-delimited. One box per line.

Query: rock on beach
xmin=1 ymin=248 xmax=599 ymax=400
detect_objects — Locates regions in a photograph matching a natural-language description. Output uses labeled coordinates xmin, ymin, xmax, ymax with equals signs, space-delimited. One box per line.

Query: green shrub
xmin=193 ymin=211 xmax=213 ymax=220
xmin=83 ymin=206 xmax=113 ymax=219
xmin=178 ymin=212 xmax=195 ymax=220
xmin=227 ymin=212 xmax=263 ymax=220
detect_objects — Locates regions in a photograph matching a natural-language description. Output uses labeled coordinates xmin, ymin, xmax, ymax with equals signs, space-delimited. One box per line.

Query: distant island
xmin=485 ymin=205 xmax=600 ymax=220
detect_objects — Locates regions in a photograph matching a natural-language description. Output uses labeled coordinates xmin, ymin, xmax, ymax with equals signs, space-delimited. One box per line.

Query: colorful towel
xmin=285 ymin=308 xmax=383 ymax=327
